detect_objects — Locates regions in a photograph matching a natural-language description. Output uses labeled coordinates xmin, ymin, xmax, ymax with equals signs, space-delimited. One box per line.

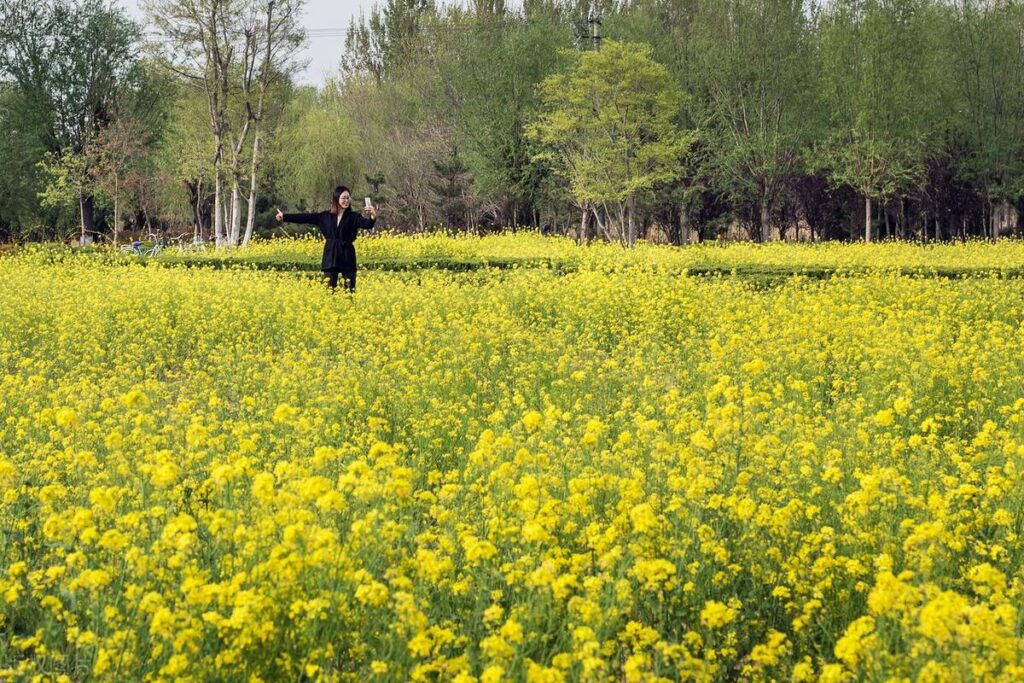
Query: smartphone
xmin=364 ymin=196 xmax=372 ymax=208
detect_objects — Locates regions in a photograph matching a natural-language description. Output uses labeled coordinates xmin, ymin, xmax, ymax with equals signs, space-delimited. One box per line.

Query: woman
xmin=275 ymin=185 xmax=377 ymax=292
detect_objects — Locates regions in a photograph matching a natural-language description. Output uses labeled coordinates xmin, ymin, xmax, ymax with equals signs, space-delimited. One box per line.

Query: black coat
xmin=283 ymin=208 xmax=375 ymax=272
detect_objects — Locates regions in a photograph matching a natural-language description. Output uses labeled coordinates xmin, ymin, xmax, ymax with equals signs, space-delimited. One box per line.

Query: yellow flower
xmin=499 ymin=618 xmax=524 ymax=644
xmin=526 ymin=660 xmax=565 ymax=683
xmin=690 ymin=429 xmax=715 ymax=450
xmin=55 ymin=407 xmax=78 ymax=428
xmin=272 ymin=403 xmax=298 ymax=424
xmin=629 ymin=503 xmax=658 ymax=534
xmin=355 ymin=580 xmax=389 ymax=607
xmin=833 ymin=616 xmax=875 ymax=668
xmin=120 ymin=388 xmax=149 ymax=408
xmin=873 ymin=409 xmax=895 ymax=427
xmin=522 ymin=410 xmax=543 ymax=432
xmin=483 ymin=604 xmax=505 ymax=625
xmin=480 ymin=665 xmax=505 ymax=683
xmin=252 ymin=472 xmax=276 ymax=502
xmin=408 ymin=631 xmax=432 ymax=658
xmin=151 ymin=462 xmax=179 ymax=488
xmin=149 ymin=606 xmax=175 ymax=639
xmin=700 ymin=600 xmax=738 ymax=629
xmin=867 ymin=570 xmax=920 ymax=616
xmin=917 ymin=590 xmax=969 ymax=646
xmin=630 ymin=558 xmax=676 ymax=591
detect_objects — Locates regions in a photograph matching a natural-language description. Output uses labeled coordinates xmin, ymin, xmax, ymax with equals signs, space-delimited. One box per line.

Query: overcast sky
xmin=116 ymin=0 xmax=367 ymax=87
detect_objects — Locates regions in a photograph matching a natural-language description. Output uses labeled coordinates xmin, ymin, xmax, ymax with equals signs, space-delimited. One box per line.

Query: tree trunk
xmin=214 ymin=170 xmax=224 ymax=246
xmin=884 ymin=206 xmax=890 ymax=239
xmin=592 ymin=205 xmax=611 ymax=242
xmin=195 ymin=175 xmax=204 ymax=241
xmin=864 ymin=195 xmax=872 ymax=242
xmin=616 ymin=203 xmax=627 ymax=245
xmin=627 ymin=195 xmax=637 ymax=247
xmin=113 ymin=174 xmax=119 ymax=247
xmin=680 ymin=201 xmax=690 ymax=246
xmin=580 ymin=202 xmax=589 ymax=244
xmin=900 ymin=197 xmax=907 ymax=240
xmin=760 ymin=197 xmax=770 ymax=242
xmin=229 ymin=178 xmax=242 ymax=245
xmin=243 ymin=130 xmax=261 ymax=247
xmin=78 ymin=191 xmax=86 ymax=245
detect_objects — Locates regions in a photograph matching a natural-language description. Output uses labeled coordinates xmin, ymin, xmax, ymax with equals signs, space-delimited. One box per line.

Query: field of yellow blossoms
xmin=2 ymin=236 xmax=1024 ymax=681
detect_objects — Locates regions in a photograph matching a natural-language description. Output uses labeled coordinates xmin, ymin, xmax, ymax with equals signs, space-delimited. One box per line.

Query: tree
xmin=815 ymin=0 xmax=945 ymax=241
xmin=272 ymin=85 xmax=361 ymax=211
xmin=0 ymin=84 xmax=49 ymax=238
xmin=0 ymin=0 xmax=147 ymax=237
xmin=91 ymin=116 xmax=149 ymax=245
xmin=239 ymin=0 xmax=305 ymax=246
xmin=343 ymin=0 xmax=432 ymax=84
xmin=144 ymin=0 xmax=304 ymax=246
xmin=527 ymin=40 xmax=692 ymax=246
xmin=949 ymin=0 xmax=1024 ymax=240
xmin=155 ymin=86 xmax=217 ymax=239
xmin=37 ymin=148 xmax=93 ymax=243
xmin=687 ymin=0 xmax=817 ymax=241
xmin=429 ymin=146 xmax=471 ymax=229
xmin=427 ymin=7 xmax=569 ymax=228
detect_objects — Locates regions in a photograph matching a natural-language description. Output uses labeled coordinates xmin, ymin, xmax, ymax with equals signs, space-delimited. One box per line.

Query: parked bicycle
xmin=179 ymin=234 xmax=209 ymax=254
xmin=120 ymin=233 xmax=175 ymax=257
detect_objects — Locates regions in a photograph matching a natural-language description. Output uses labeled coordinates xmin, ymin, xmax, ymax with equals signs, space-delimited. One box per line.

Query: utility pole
xmin=587 ymin=1 xmax=602 ymax=50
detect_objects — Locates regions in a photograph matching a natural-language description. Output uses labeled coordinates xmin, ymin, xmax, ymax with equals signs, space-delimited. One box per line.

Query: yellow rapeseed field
xmin=171 ymin=232 xmax=1024 ymax=273
xmin=1 ymin=237 xmax=1023 ymax=681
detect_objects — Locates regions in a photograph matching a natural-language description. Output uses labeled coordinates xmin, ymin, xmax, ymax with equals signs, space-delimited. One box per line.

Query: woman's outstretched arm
xmin=277 ymin=208 xmax=319 ymax=225
xmin=276 ymin=208 xmax=328 ymax=237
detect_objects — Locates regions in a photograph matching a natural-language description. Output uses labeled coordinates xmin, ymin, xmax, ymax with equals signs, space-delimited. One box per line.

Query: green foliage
xmin=273 ymin=86 xmax=361 ymax=211
xmin=5 ymin=0 xmax=1024 ymax=243
xmin=528 ymin=40 xmax=692 ymax=244
xmin=36 ymin=148 xmax=91 ymax=241
xmin=812 ymin=0 xmax=949 ymax=238
xmin=687 ymin=0 xmax=818 ymax=240
xmin=0 ymin=0 xmax=156 ymax=238
xmin=0 ymin=85 xmax=48 ymax=237
xmin=343 ymin=0 xmax=434 ymax=83
xmin=949 ymin=0 xmax=1024 ymax=206
xmin=430 ymin=9 xmax=570 ymax=225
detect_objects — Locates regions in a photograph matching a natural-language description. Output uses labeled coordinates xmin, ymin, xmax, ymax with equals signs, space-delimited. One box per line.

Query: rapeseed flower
xmin=4 ymin=238 xmax=1024 ymax=680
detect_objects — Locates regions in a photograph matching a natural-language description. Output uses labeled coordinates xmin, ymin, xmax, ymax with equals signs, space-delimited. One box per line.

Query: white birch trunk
xmin=865 ymin=195 xmax=872 ymax=242
xmin=195 ymin=175 xmax=203 ymax=241
xmin=242 ymin=130 xmax=261 ymax=246
xmin=229 ymin=178 xmax=241 ymax=245
xmin=214 ymin=170 xmax=224 ymax=246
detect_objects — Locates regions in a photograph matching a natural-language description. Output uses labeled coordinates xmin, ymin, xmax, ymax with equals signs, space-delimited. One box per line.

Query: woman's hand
xmin=275 ymin=208 xmax=284 ymax=223
xmin=366 ymin=204 xmax=377 ymax=220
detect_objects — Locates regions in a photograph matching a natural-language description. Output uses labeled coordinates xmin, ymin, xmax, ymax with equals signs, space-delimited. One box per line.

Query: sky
xmin=116 ymin=0 xmax=367 ymax=87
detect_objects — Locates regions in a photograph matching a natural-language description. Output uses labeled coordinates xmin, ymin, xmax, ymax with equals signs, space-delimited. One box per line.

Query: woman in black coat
xmin=275 ymin=185 xmax=377 ymax=292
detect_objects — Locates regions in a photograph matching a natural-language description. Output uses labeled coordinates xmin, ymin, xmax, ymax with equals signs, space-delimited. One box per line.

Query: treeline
xmin=2 ymin=0 xmax=1023 ymax=245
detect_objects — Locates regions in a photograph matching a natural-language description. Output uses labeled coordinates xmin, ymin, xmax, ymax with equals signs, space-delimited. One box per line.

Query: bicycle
xmin=119 ymin=233 xmax=165 ymax=257
xmin=179 ymin=234 xmax=209 ymax=254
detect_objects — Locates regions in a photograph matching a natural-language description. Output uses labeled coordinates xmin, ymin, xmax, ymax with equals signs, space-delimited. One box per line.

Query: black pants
xmin=324 ymin=269 xmax=356 ymax=292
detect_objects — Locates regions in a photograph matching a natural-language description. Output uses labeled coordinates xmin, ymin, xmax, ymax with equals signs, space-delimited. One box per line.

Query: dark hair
xmin=330 ymin=185 xmax=351 ymax=215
